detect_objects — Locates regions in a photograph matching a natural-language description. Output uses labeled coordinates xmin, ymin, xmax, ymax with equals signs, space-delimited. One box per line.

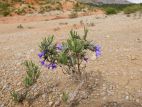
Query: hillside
xmin=79 ymin=0 xmax=131 ymax=4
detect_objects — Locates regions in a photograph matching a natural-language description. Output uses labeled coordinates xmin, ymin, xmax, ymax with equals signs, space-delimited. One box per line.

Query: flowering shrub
xmin=38 ymin=28 xmax=101 ymax=78
xmin=11 ymin=28 xmax=101 ymax=105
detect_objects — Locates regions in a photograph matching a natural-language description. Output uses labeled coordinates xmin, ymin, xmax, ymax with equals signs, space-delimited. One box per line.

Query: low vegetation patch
xmin=0 ymin=2 xmax=11 ymax=16
xmin=69 ymin=11 xmax=78 ymax=18
xmin=105 ymin=7 xmax=117 ymax=15
xmin=123 ymin=5 xmax=142 ymax=14
xmin=99 ymin=4 xmax=142 ymax=15
xmin=11 ymin=61 xmax=40 ymax=104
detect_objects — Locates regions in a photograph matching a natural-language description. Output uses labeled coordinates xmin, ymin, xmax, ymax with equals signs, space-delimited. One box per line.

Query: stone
xmin=17 ymin=82 xmax=21 ymax=86
xmin=49 ymin=101 xmax=54 ymax=107
xmin=131 ymin=55 xmax=137 ymax=60
xmin=42 ymin=94 xmax=46 ymax=100
xmin=106 ymin=35 xmax=110 ymax=38
xmin=136 ymin=99 xmax=140 ymax=103
xmin=2 ymin=83 xmax=11 ymax=91
xmin=0 ymin=104 xmax=5 ymax=107
xmin=125 ymin=96 xmax=129 ymax=100
xmin=54 ymin=100 xmax=61 ymax=107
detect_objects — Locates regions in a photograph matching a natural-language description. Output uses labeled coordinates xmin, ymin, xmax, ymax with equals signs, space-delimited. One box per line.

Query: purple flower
xmin=51 ymin=63 xmax=57 ymax=69
xmin=45 ymin=63 xmax=57 ymax=70
xmin=93 ymin=45 xmax=101 ymax=58
xmin=84 ymin=57 xmax=88 ymax=62
xmin=40 ymin=60 xmax=45 ymax=65
xmin=56 ymin=43 xmax=63 ymax=51
xmin=93 ymin=45 xmax=101 ymax=52
xmin=38 ymin=51 xmax=46 ymax=59
xmin=95 ymin=50 xmax=101 ymax=58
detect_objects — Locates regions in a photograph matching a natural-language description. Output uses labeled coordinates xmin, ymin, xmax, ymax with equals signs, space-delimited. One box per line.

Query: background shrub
xmin=123 ymin=5 xmax=142 ymax=14
xmin=105 ymin=7 xmax=117 ymax=15
xmin=69 ymin=11 xmax=78 ymax=18
xmin=0 ymin=2 xmax=11 ymax=16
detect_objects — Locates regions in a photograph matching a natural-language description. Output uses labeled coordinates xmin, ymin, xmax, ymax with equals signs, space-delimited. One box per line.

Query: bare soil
xmin=0 ymin=13 xmax=142 ymax=107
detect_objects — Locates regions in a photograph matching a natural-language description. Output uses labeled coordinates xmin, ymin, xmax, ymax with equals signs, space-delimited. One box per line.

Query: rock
xmin=0 ymin=104 xmax=5 ymax=107
xmin=31 ymin=84 xmax=37 ymax=91
xmin=54 ymin=99 xmax=61 ymax=107
xmin=105 ymin=35 xmax=110 ymax=38
xmin=102 ymin=97 xmax=106 ymax=100
xmin=80 ymin=91 xmax=88 ymax=99
xmin=103 ymin=101 xmax=121 ymax=107
xmin=125 ymin=96 xmax=129 ymax=100
xmin=107 ymin=90 xmax=114 ymax=96
xmin=49 ymin=101 xmax=54 ymax=107
xmin=14 ymin=71 xmax=19 ymax=74
xmin=136 ymin=99 xmax=140 ymax=103
xmin=42 ymin=94 xmax=46 ymax=100
xmin=17 ymin=82 xmax=21 ymax=86
xmin=131 ymin=55 xmax=137 ymax=60
xmin=2 ymin=83 xmax=11 ymax=91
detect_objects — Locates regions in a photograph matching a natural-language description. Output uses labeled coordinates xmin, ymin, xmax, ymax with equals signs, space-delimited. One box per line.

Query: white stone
xmin=125 ymin=96 xmax=129 ymax=100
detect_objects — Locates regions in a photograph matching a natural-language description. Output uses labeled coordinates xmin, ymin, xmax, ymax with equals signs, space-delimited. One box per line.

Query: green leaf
xmin=62 ymin=92 xmax=69 ymax=103
xmin=23 ymin=60 xmax=40 ymax=87
xmin=11 ymin=90 xmax=27 ymax=103
xmin=39 ymin=35 xmax=54 ymax=52
xmin=70 ymin=30 xmax=80 ymax=39
xmin=23 ymin=76 xmax=33 ymax=87
xmin=47 ymin=35 xmax=54 ymax=45
xmin=59 ymin=52 xmax=68 ymax=65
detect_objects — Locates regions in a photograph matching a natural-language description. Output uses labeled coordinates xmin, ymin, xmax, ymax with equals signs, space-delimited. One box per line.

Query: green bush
xmin=97 ymin=4 xmax=142 ymax=15
xmin=105 ymin=7 xmax=117 ymax=15
xmin=123 ymin=5 xmax=142 ymax=14
xmin=62 ymin=92 xmax=69 ymax=103
xmin=38 ymin=29 xmax=101 ymax=78
xmin=15 ymin=8 xmax=26 ymax=15
xmin=0 ymin=2 xmax=11 ymax=16
xmin=2 ymin=11 xmax=10 ymax=16
xmin=0 ymin=2 xmax=9 ymax=10
xmin=11 ymin=61 xmax=40 ymax=103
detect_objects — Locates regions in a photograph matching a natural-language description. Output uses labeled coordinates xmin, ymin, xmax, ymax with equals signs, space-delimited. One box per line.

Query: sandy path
xmin=0 ymin=14 xmax=142 ymax=107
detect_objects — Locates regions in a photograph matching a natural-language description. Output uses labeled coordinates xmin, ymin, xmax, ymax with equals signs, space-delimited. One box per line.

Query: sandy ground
xmin=0 ymin=13 xmax=142 ymax=107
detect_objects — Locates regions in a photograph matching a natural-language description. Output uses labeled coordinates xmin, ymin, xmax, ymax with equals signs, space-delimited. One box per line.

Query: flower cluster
xmin=38 ymin=51 xmax=46 ymax=59
xmin=39 ymin=59 xmax=57 ymax=70
xmin=45 ymin=63 xmax=57 ymax=69
xmin=93 ymin=45 xmax=101 ymax=58
xmin=38 ymin=43 xmax=63 ymax=70
xmin=38 ymin=43 xmax=101 ymax=70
